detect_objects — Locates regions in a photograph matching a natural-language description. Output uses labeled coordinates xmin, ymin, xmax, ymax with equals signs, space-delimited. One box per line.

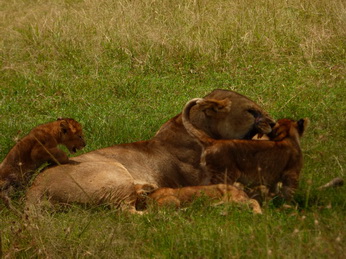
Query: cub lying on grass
xmin=135 ymin=183 xmax=262 ymax=214
xmin=182 ymin=98 xmax=308 ymax=201
xmin=0 ymin=118 xmax=86 ymax=207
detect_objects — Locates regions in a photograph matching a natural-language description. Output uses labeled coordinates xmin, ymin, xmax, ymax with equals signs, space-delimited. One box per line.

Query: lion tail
xmin=182 ymin=98 xmax=213 ymax=147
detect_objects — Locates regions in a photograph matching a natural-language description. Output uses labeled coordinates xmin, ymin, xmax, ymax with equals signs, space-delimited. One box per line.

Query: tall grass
xmin=1 ymin=0 xmax=345 ymax=258
xmin=2 ymin=0 xmax=345 ymax=72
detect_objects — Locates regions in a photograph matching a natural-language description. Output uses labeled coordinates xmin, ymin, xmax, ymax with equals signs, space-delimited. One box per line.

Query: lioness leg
xmin=155 ymin=195 xmax=181 ymax=208
xmin=220 ymin=197 xmax=262 ymax=214
xmin=218 ymin=187 xmax=263 ymax=214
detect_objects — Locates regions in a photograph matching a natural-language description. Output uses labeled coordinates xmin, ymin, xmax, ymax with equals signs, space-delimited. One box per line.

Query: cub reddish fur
xmin=0 ymin=118 xmax=85 ymax=206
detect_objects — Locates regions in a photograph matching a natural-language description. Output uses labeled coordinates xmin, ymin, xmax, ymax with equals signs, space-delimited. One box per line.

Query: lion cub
xmin=135 ymin=183 xmax=262 ymax=214
xmin=182 ymin=98 xmax=308 ymax=201
xmin=0 ymin=118 xmax=86 ymax=206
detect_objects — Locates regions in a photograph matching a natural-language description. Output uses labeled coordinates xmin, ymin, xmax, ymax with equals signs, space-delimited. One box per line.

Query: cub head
xmin=269 ymin=118 xmax=309 ymax=142
xmin=58 ymin=118 xmax=86 ymax=153
xmin=189 ymin=90 xmax=275 ymax=139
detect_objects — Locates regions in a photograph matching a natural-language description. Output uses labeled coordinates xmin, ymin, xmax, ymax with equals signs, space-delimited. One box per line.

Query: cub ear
xmin=59 ymin=120 xmax=69 ymax=134
xmin=197 ymin=98 xmax=232 ymax=117
xmin=297 ymin=118 xmax=310 ymax=136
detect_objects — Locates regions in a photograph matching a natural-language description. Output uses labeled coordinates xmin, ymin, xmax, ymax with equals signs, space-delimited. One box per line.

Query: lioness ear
xmin=60 ymin=120 xmax=69 ymax=134
xmin=197 ymin=98 xmax=232 ymax=117
xmin=297 ymin=118 xmax=309 ymax=136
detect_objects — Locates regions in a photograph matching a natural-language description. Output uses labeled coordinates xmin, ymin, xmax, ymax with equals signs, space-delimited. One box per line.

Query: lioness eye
xmin=247 ymin=109 xmax=260 ymax=118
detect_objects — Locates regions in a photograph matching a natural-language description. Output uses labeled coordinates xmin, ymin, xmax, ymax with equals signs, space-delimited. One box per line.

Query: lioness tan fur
xmin=182 ymin=98 xmax=308 ymax=201
xmin=0 ymin=118 xmax=85 ymax=207
xmin=25 ymin=90 xmax=274 ymax=213
xmin=135 ymin=183 xmax=262 ymax=214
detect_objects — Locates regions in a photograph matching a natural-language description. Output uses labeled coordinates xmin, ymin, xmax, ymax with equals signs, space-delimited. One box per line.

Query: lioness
xmin=182 ymin=98 xmax=308 ymax=201
xmin=0 ymin=118 xmax=85 ymax=207
xmin=25 ymin=90 xmax=274 ymax=212
xmin=135 ymin=184 xmax=262 ymax=214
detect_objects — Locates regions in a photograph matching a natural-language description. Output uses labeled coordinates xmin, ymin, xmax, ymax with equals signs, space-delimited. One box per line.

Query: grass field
xmin=1 ymin=0 xmax=345 ymax=258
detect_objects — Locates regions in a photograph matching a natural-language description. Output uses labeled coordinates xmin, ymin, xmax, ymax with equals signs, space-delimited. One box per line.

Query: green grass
xmin=1 ymin=0 xmax=345 ymax=258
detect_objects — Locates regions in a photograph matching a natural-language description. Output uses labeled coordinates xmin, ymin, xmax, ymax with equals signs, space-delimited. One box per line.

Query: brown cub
xmin=135 ymin=183 xmax=262 ymax=214
xmin=0 ymin=118 xmax=85 ymax=207
xmin=182 ymin=98 xmax=308 ymax=201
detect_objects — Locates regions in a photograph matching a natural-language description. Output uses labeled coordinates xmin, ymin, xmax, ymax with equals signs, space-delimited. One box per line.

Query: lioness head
xmin=188 ymin=90 xmax=275 ymax=139
xmin=58 ymin=118 xmax=86 ymax=153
